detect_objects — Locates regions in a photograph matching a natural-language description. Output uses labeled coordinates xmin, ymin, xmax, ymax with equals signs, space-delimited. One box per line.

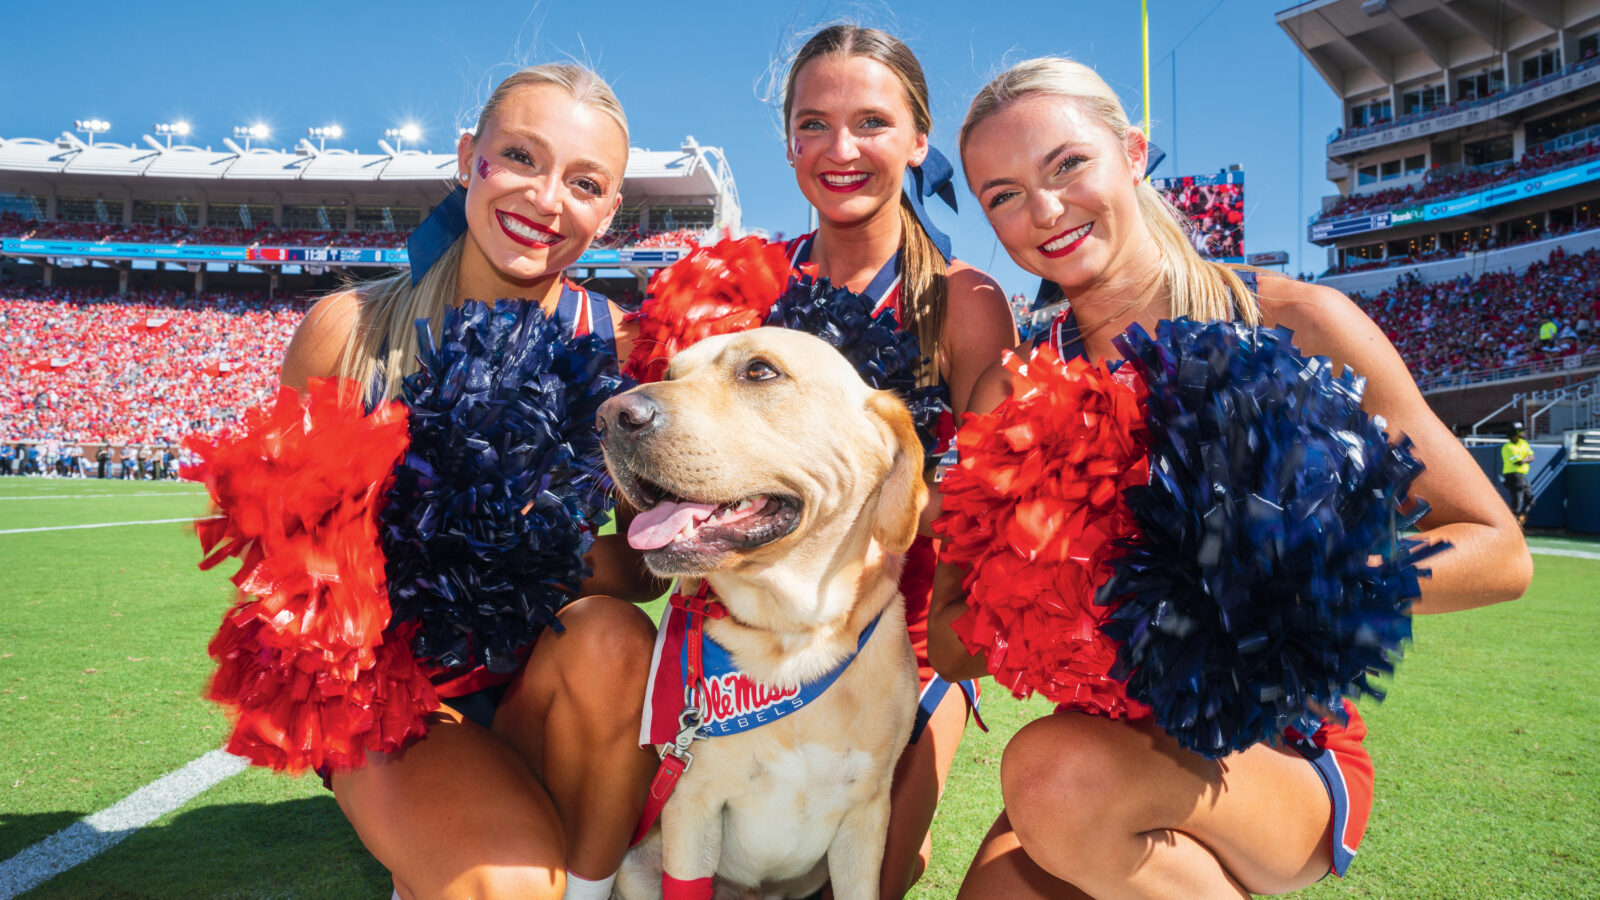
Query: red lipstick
xmin=819 ymin=171 xmax=872 ymax=194
xmin=495 ymin=209 xmax=565 ymax=249
xmin=1038 ymin=222 xmax=1093 ymax=259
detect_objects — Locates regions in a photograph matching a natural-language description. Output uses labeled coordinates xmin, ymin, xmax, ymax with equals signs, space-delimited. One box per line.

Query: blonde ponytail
xmin=336 ymin=238 xmax=464 ymax=402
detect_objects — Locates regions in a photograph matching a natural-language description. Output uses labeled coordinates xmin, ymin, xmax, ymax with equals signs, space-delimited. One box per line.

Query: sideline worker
xmin=1502 ymin=422 xmax=1535 ymax=527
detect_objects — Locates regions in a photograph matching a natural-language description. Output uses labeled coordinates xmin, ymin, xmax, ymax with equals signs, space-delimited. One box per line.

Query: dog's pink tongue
xmin=628 ymin=500 xmax=719 ymax=550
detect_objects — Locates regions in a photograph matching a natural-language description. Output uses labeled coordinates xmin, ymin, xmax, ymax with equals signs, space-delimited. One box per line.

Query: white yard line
xmin=0 ymin=491 xmax=203 ymax=501
xmin=0 ymin=751 xmax=248 ymax=899
xmin=1529 ymin=545 xmax=1600 ymax=561
xmin=0 ymin=517 xmax=213 ymax=535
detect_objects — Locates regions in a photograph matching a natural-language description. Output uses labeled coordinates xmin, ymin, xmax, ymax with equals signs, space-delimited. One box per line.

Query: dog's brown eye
xmin=741 ymin=359 xmax=781 ymax=382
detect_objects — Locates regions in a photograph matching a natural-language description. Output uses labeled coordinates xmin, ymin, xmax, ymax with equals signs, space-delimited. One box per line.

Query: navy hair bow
xmin=903 ymin=145 xmax=959 ymax=264
xmin=407 ymin=185 xmax=468 ymax=286
xmin=1031 ymin=142 xmax=1167 ymax=311
xmin=1144 ymin=142 xmax=1166 ymax=180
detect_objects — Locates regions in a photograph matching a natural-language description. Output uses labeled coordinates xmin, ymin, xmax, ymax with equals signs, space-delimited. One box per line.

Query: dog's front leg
xmin=659 ymin=791 xmax=724 ymax=900
xmin=824 ymin=788 xmax=893 ymax=900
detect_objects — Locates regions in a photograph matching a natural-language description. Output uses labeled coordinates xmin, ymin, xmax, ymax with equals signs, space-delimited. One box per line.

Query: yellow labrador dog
xmin=599 ymin=327 xmax=924 ymax=900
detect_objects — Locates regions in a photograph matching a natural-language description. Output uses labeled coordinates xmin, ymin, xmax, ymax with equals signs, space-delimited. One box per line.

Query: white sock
xmin=563 ymin=869 xmax=619 ymax=900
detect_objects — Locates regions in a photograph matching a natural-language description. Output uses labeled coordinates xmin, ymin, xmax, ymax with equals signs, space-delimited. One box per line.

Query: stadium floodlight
xmin=74 ymin=119 xmax=110 ymax=145
xmin=307 ymin=125 xmax=344 ymax=150
xmin=384 ymin=123 xmax=422 ymax=151
xmin=154 ymin=121 xmax=191 ymax=147
xmin=232 ymin=123 xmax=271 ymax=150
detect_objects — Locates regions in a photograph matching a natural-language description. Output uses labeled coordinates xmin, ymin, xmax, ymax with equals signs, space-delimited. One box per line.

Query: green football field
xmin=0 ymin=477 xmax=1595 ymax=899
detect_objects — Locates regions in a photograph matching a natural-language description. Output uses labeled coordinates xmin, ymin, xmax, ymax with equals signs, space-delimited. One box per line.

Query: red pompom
xmin=934 ymin=347 xmax=1152 ymax=718
xmin=184 ymin=377 xmax=437 ymax=773
xmin=623 ymin=236 xmax=794 ymax=382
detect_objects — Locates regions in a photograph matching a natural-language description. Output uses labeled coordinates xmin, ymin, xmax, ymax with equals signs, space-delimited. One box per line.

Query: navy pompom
xmin=1097 ymin=318 xmax=1445 ymax=758
xmin=381 ymin=299 xmax=627 ymax=674
xmin=767 ymin=274 xmax=949 ymax=455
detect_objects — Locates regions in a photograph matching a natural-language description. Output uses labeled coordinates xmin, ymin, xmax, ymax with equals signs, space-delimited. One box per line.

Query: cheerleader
xmin=932 ymin=57 xmax=1531 ymax=898
xmin=778 ymin=25 xmax=1019 ymax=899
xmin=274 ymin=65 xmax=660 ymax=900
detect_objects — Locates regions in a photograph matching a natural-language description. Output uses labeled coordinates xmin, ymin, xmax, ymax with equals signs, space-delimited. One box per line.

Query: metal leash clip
xmin=662 ymin=704 xmax=705 ymax=767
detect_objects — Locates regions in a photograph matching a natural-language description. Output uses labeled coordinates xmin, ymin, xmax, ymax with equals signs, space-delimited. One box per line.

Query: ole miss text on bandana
xmin=640 ymin=593 xmax=881 ymax=747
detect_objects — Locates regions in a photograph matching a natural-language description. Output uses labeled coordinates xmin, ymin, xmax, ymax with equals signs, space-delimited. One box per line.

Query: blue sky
xmin=1 ymin=0 xmax=1341 ymax=297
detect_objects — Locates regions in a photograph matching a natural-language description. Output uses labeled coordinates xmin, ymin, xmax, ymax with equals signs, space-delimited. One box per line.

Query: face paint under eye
xmin=793 ymin=137 xmax=803 ymax=158
xmin=476 ymin=155 xmax=492 ymax=181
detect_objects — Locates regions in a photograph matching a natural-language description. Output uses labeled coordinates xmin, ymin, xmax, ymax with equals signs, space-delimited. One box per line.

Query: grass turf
xmin=0 ymin=477 xmax=1595 ymax=898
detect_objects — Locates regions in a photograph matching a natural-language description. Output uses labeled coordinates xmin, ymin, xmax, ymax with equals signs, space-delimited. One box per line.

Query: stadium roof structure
xmin=1277 ymin=0 xmax=1517 ymax=93
xmin=1280 ymin=1 xmax=1600 ymax=253
xmin=0 ymin=133 xmax=742 ymax=277
xmin=1278 ymin=1 xmax=1600 ymax=110
xmin=0 ymin=133 xmax=741 ymax=227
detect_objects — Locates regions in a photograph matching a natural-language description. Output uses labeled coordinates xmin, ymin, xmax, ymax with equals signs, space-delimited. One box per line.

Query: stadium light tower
xmin=74 ymin=119 xmax=110 ymax=146
xmin=385 ymin=123 xmax=422 ymax=151
xmin=232 ymin=123 xmax=270 ymax=150
xmin=307 ymin=125 xmax=344 ymax=151
xmin=154 ymin=121 xmax=191 ymax=148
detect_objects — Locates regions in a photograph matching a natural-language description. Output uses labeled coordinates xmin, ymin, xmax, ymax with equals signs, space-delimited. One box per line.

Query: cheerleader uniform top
xmin=392 ymin=278 xmax=616 ymax=703
xmin=1044 ymin=269 xmax=1373 ymax=877
xmin=783 ymin=232 xmax=965 ymax=701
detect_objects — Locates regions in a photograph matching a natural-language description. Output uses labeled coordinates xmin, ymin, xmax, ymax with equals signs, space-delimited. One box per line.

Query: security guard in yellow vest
xmin=1501 ymin=422 xmax=1535 ymax=526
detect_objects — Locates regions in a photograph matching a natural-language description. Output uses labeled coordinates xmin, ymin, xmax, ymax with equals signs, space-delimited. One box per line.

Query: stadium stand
xmin=587 ymin=225 xmax=706 ymax=250
xmin=631 ymin=227 xmax=707 ymax=249
xmin=1325 ymin=53 xmax=1600 ymax=146
xmin=1 ymin=215 xmax=711 ymax=253
xmin=2 ymin=216 xmax=415 ymax=250
xmin=0 ymin=130 xmax=748 ymax=454
xmin=1325 ymin=220 xmax=1600 ymax=276
xmin=1351 ymin=246 xmax=1600 ymax=391
xmin=0 ymin=133 xmax=740 ymax=303
xmin=1 ymin=287 xmax=301 ymax=447
xmin=1282 ymin=2 xmax=1600 ymax=282
xmin=1314 ymin=142 xmax=1600 ymax=223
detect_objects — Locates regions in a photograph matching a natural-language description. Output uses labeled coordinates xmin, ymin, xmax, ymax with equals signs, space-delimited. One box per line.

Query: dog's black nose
xmin=599 ymin=392 xmax=662 ymax=439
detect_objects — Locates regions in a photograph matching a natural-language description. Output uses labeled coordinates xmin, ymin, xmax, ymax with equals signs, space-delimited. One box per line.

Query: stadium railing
xmin=1417 ymin=349 xmax=1600 ymax=393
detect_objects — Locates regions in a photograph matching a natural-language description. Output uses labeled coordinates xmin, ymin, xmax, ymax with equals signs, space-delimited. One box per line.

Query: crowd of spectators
xmin=5 ymin=254 xmax=1598 ymax=452
xmin=1 ymin=286 xmax=303 ymax=447
xmin=591 ymin=225 xmax=706 ymax=250
xmin=1317 ymin=141 xmax=1600 ymax=223
xmin=633 ymin=227 xmax=706 ymax=249
xmin=1161 ymin=182 xmax=1244 ymax=259
xmin=1351 ymin=246 xmax=1600 ymax=387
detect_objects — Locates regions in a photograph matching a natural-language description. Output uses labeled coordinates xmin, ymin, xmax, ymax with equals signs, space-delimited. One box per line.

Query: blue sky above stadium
xmin=1 ymin=0 xmax=1340 ymax=294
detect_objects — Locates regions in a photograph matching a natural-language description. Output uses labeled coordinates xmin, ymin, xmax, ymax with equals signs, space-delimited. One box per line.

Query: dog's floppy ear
xmin=867 ymin=390 xmax=930 ymax=554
